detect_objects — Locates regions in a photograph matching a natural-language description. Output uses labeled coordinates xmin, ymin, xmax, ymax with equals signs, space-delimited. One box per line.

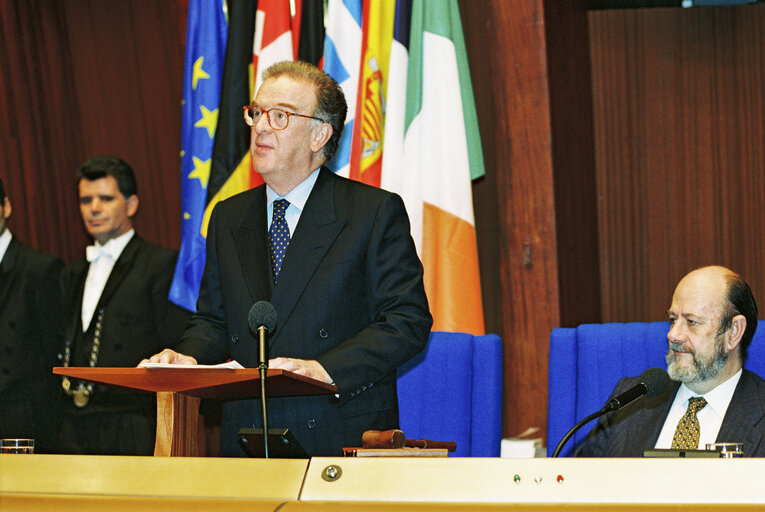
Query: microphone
xmin=248 ymin=301 xmax=277 ymax=369
xmin=248 ymin=300 xmax=277 ymax=332
xmin=602 ymin=367 xmax=670 ymax=413
xmin=551 ymin=367 xmax=670 ymax=457
xmin=247 ymin=300 xmax=277 ymax=458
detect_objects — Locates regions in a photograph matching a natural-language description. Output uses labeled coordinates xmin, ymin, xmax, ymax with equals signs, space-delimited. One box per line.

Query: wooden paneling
xmin=545 ymin=1 xmax=602 ymax=327
xmin=462 ymin=1 xmax=598 ymax=439
xmin=590 ymin=5 xmax=765 ymax=322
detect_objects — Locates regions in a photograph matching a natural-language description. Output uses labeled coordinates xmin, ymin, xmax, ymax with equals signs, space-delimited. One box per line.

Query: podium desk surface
xmin=3 ymin=456 xmax=765 ymax=511
xmin=1 ymin=454 xmax=307 ymax=501
xmin=300 ymin=457 xmax=765 ymax=505
xmin=52 ymin=366 xmax=337 ymax=398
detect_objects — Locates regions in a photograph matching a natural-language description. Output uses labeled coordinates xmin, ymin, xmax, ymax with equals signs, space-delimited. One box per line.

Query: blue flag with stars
xmin=169 ymin=0 xmax=228 ymax=312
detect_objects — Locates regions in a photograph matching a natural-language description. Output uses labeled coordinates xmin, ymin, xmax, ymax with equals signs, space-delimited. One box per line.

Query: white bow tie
xmin=86 ymin=243 xmax=120 ymax=262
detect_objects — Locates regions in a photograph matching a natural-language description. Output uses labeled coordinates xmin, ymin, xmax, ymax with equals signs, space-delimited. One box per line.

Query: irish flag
xmin=388 ymin=0 xmax=486 ymax=335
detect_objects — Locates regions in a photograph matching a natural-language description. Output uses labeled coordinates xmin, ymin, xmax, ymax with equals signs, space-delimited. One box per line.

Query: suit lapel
xmin=232 ymin=188 xmax=272 ymax=303
xmin=64 ymin=259 xmax=89 ymax=343
xmin=0 ymin=238 xmax=20 ymax=312
xmin=628 ymin=382 xmax=677 ymax=455
xmin=93 ymin=236 xmax=141 ymax=314
xmin=270 ymin=169 xmax=345 ymax=335
xmin=717 ymin=370 xmax=764 ymax=454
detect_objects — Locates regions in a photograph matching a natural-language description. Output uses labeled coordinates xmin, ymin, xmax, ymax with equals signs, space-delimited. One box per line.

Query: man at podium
xmin=146 ymin=61 xmax=432 ymax=457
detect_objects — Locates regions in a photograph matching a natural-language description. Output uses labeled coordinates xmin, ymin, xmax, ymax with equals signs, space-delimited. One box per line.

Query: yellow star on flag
xmin=192 ymin=56 xmax=210 ymax=90
xmin=188 ymin=156 xmax=211 ymax=189
xmin=194 ymin=105 xmax=218 ymax=139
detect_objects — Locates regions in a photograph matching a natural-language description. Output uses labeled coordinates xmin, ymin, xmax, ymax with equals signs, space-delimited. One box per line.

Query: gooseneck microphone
xmin=602 ymin=367 xmax=670 ymax=412
xmin=247 ymin=301 xmax=277 ymax=458
xmin=551 ymin=367 xmax=670 ymax=458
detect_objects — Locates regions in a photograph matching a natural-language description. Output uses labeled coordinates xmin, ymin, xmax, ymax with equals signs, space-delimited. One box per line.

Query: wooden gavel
xmin=362 ymin=429 xmax=457 ymax=452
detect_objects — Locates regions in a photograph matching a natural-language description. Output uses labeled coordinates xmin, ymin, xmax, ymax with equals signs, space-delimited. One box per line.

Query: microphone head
xmin=248 ymin=301 xmax=277 ymax=334
xmin=640 ymin=367 xmax=670 ymax=397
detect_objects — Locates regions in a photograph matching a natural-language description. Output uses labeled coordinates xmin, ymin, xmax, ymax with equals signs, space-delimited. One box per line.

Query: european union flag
xmin=169 ymin=0 xmax=228 ymax=312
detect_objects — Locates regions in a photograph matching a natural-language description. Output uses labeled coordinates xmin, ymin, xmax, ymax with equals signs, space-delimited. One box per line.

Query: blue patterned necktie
xmin=269 ymin=199 xmax=291 ymax=283
xmin=671 ymin=396 xmax=707 ymax=450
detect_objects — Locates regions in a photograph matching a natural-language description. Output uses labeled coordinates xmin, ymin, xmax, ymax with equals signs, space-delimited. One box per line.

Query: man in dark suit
xmin=58 ymin=156 xmax=190 ymax=455
xmin=145 ymin=61 xmax=432 ymax=457
xmin=0 ymin=178 xmax=64 ymax=453
xmin=579 ymin=265 xmax=765 ymax=457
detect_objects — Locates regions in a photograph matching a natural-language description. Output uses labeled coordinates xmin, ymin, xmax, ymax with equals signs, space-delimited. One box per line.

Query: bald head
xmin=669 ymin=266 xmax=757 ymax=369
xmin=673 ymin=266 xmax=732 ymax=313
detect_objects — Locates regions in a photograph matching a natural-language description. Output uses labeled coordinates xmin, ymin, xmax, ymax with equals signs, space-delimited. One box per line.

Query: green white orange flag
xmin=387 ymin=0 xmax=486 ymax=335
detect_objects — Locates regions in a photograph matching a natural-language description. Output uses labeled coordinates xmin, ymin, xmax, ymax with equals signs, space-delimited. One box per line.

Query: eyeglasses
xmin=242 ymin=105 xmax=324 ymax=130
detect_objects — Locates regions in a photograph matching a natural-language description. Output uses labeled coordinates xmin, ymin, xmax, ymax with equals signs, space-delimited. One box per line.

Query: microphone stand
xmin=551 ymin=395 xmax=632 ymax=457
xmin=551 ymin=409 xmax=605 ymax=457
xmin=258 ymin=325 xmax=269 ymax=459
xmin=552 ymin=370 xmax=667 ymax=457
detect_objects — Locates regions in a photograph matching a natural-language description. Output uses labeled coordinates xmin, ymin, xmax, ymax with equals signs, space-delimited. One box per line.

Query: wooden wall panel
xmin=462 ymin=1 xmax=597 ymax=439
xmin=545 ymin=0 xmax=602 ymax=328
xmin=461 ymin=0 xmax=559 ymax=439
xmin=590 ymin=5 xmax=765 ymax=322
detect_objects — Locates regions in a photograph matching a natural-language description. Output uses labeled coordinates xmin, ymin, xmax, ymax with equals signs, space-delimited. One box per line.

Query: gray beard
xmin=666 ymin=337 xmax=729 ymax=383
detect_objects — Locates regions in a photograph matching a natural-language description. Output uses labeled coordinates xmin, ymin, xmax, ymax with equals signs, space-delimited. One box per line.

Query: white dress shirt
xmin=0 ymin=228 xmax=11 ymax=264
xmin=81 ymin=229 xmax=135 ymax=331
xmin=655 ymin=369 xmax=742 ymax=449
xmin=265 ymin=168 xmax=320 ymax=233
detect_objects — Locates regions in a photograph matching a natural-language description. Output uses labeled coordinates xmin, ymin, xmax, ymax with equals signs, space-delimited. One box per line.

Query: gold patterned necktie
xmin=671 ymin=396 xmax=707 ymax=450
xmin=269 ymin=199 xmax=290 ymax=283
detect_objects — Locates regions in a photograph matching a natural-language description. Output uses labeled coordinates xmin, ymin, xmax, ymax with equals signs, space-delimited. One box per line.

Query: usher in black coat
xmin=59 ymin=235 xmax=190 ymax=454
xmin=0 ymin=237 xmax=63 ymax=452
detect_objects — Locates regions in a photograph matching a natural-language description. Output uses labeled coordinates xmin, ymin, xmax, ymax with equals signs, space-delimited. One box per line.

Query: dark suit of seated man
xmin=579 ymin=265 xmax=765 ymax=457
xmin=144 ymin=60 xmax=432 ymax=457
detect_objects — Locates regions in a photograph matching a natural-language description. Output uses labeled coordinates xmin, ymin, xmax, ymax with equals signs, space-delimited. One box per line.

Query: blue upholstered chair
xmin=397 ymin=331 xmax=503 ymax=457
xmin=547 ymin=320 xmax=765 ymax=457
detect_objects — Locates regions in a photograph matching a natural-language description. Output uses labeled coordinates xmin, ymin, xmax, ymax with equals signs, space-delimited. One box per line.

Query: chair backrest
xmin=397 ymin=331 xmax=503 ymax=457
xmin=547 ymin=320 xmax=765 ymax=457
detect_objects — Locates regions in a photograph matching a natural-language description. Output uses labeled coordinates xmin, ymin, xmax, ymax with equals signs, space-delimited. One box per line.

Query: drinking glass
xmin=705 ymin=442 xmax=743 ymax=458
xmin=0 ymin=438 xmax=34 ymax=454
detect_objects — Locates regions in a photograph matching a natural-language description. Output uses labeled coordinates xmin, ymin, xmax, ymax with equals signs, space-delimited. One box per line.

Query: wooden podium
xmin=53 ymin=367 xmax=337 ymax=457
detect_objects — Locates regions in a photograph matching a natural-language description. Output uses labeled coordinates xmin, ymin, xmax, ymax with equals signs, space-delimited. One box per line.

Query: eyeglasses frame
xmin=242 ymin=105 xmax=324 ymax=131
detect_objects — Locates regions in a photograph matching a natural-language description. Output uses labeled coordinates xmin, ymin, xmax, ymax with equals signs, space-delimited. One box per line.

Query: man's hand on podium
xmin=269 ymin=357 xmax=332 ymax=384
xmin=139 ymin=348 xmax=198 ymax=367
xmin=137 ymin=350 xmax=332 ymax=385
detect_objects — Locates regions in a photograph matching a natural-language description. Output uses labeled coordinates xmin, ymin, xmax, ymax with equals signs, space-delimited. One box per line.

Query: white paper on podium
xmin=140 ymin=360 xmax=245 ymax=370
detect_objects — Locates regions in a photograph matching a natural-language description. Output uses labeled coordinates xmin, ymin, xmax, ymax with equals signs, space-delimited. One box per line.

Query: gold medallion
xmin=73 ymin=390 xmax=90 ymax=408
xmin=62 ymin=377 xmax=71 ymax=392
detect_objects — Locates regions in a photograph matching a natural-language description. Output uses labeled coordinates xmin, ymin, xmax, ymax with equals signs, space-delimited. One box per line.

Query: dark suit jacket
xmin=0 ymin=237 xmax=63 ymax=451
xmin=178 ymin=168 xmax=432 ymax=456
xmin=578 ymin=369 xmax=765 ymax=457
xmin=59 ymin=235 xmax=190 ymax=454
